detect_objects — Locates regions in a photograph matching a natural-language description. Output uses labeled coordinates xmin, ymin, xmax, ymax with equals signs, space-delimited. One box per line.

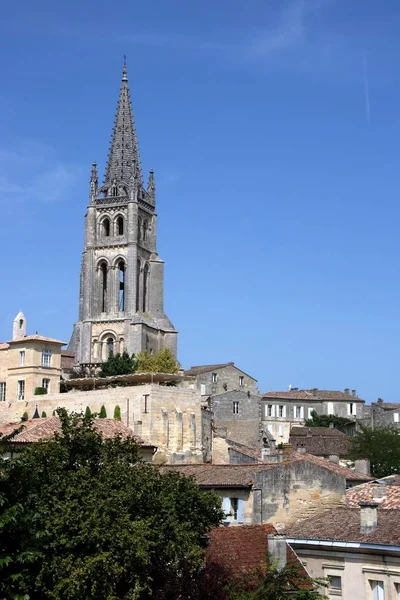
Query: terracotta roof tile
xmin=8 ymin=334 xmax=66 ymax=345
xmin=286 ymin=508 xmax=400 ymax=546
xmin=184 ymin=363 xmax=235 ymax=376
xmin=0 ymin=342 xmax=10 ymax=350
xmin=290 ymin=427 xmax=350 ymax=457
xmin=207 ymin=525 xmax=306 ymax=577
xmin=164 ymin=452 xmax=371 ymax=487
xmin=346 ymin=476 xmax=400 ymax=509
xmin=262 ymin=389 xmax=365 ymax=402
xmin=2 ymin=417 xmax=155 ymax=448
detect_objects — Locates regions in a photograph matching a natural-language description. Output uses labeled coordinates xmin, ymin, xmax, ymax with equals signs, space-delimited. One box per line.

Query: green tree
xmin=113 ymin=405 xmax=121 ymax=420
xmin=0 ymin=409 xmax=223 ymax=600
xmin=99 ymin=351 xmax=137 ymax=378
xmin=99 ymin=405 xmax=107 ymax=418
xmin=84 ymin=406 xmax=92 ymax=418
xmin=349 ymin=424 xmax=400 ymax=478
xmin=304 ymin=410 xmax=353 ymax=433
xmin=41 ymin=411 xmax=47 ymax=418
xmin=22 ymin=411 xmax=28 ymax=421
xmin=136 ymin=348 xmax=179 ymax=374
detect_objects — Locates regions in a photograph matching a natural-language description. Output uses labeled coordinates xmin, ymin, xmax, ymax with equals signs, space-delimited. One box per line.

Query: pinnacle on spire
xmin=147 ymin=169 xmax=155 ymax=204
xmin=90 ymin=162 xmax=98 ymax=201
xmin=104 ymin=60 xmax=142 ymax=187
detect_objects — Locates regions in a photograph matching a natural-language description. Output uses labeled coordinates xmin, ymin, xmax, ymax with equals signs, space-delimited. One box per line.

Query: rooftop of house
xmin=347 ymin=476 xmax=400 ymax=509
xmin=289 ymin=426 xmax=350 ymax=457
xmin=206 ymin=525 xmax=306 ymax=577
xmin=262 ymin=388 xmax=365 ymax=402
xmin=0 ymin=416 xmax=155 ymax=448
xmin=285 ymin=507 xmax=400 ymax=546
xmin=164 ymin=451 xmax=372 ymax=487
xmin=184 ymin=362 xmax=257 ymax=380
xmin=371 ymin=400 xmax=400 ymax=411
xmin=7 ymin=334 xmax=66 ymax=346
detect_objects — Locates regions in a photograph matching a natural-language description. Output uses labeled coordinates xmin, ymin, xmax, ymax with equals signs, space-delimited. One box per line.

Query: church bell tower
xmin=69 ymin=62 xmax=178 ymax=365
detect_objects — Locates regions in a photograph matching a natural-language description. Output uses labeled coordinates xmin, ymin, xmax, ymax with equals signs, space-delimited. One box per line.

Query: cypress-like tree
xmin=41 ymin=411 xmax=47 ymax=418
xmin=84 ymin=406 xmax=92 ymax=418
xmin=113 ymin=405 xmax=121 ymax=421
xmin=99 ymin=405 xmax=107 ymax=418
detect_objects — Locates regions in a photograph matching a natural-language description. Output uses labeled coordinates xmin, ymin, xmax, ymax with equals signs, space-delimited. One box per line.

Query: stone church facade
xmin=69 ymin=63 xmax=177 ymax=366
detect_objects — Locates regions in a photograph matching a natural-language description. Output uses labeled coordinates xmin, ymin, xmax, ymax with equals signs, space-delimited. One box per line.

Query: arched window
xmin=138 ymin=218 xmax=142 ymax=241
xmin=100 ymin=263 xmax=108 ymax=312
xmin=116 ymin=216 xmax=124 ymax=236
xmin=102 ymin=218 xmax=110 ymax=237
xmin=136 ymin=259 xmax=141 ymax=311
xmin=112 ymin=185 xmax=118 ymax=196
xmin=143 ymin=220 xmax=148 ymax=242
xmin=143 ymin=263 xmax=149 ymax=312
xmin=106 ymin=337 xmax=114 ymax=356
xmin=118 ymin=261 xmax=125 ymax=312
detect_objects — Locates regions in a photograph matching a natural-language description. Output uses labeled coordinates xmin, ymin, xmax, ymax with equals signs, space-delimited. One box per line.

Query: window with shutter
xmin=200 ymin=384 xmax=206 ymax=396
xmin=237 ymin=499 xmax=244 ymax=523
xmin=222 ymin=497 xmax=231 ymax=522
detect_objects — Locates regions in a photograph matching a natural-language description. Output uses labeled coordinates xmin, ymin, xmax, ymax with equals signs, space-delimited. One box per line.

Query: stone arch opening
xmin=102 ymin=218 xmax=110 ymax=237
xmin=143 ymin=263 xmax=149 ymax=312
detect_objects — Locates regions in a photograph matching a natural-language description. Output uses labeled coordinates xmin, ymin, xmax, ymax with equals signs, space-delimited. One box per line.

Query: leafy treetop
xmin=0 ymin=408 xmax=223 ymax=600
xmin=136 ymin=348 xmax=179 ymax=374
xmin=349 ymin=423 xmax=400 ymax=478
xmin=304 ymin=410 xmax=354 ymax=433
xmin=98 ymin=350 xmax=137 ymax=378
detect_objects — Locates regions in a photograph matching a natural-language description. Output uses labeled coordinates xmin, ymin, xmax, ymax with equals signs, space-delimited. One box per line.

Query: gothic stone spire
xmin=104 ymin=61 xmax=142 ymax=187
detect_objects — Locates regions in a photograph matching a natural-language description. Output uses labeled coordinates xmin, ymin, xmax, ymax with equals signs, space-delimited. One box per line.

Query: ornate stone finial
xmin=90 ymin=162 xmax=98 ymax=201
xmin=147 ymin=169 xmax=155 ymax=204
xmin=122 ymin=55 xmax=128 ymax=82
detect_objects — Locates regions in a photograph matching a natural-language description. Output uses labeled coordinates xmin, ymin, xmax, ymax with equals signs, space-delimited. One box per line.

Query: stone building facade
xmin=261 ymin=388 xmax=365 ymax=443
xmin=69 ymin=63 xmax=177 ymax=366
xmin=1 ymin=381 xmax=203 ymax=464
xmin=210 ymin=389 xmax=261 ymax=447
xmin=0 ymin=312 xmax=64 ymax=409
xmin=184 ymin=363 xmax=257 ymax=397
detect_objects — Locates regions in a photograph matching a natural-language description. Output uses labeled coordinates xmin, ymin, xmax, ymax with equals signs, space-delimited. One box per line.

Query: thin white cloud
xmin=0 ymin=142 xmax=81 ymax=204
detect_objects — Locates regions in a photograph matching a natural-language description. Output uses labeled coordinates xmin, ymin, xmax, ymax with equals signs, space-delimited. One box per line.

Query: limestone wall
xmin=1 ymin=383 xmax=203 ymax=464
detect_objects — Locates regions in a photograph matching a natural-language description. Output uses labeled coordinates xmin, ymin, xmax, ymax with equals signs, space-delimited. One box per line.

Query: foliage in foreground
xmin=0 ymin=409 xmax=223 ymax=600
xmin=349 ymin=423 xmax=400 ymax=478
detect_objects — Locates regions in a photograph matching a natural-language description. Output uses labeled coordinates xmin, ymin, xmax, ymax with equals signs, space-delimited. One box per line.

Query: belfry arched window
xmin=102 ymin=218 xmax=110 ymax=237
xmin=106 ymin=337 xmax=114 ymax=356
xmin=100 ymin=262 xmax=108 ymax=312
xmin=143 ymin=220 xmax=148 ymax=242
xmin=138 ymin=218 xmax=142 ymax=241
xmin=136 ymin=259 xmax=141 ymax=311
xmin=116 ymin=215 xmax=124 ymax=236
xmin=143 ymin=263 xmax=149 ymax=312
xmin=118 ymin=261 xmax=125 ymax=312
xmin=111 ymin=185 xmax=118 ymax=196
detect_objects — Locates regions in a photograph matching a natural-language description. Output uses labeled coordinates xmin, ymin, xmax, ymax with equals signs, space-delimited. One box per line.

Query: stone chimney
xmin=354 ymin=459 xmax=371 ymax=476
xmin=372 ymin=483 xmax=387 ymax=501
xmin=328 ymin=454 xmax=340 ymax=464
xmin=352 ymin=389 xmax=357 ymax=397
xmin=359 ymin=501 xmax=378 ymax=534
xmin=344 ymin=388 xmax=350 ymax=395
xmin=267 ymin=534 xmax=287 ymax=571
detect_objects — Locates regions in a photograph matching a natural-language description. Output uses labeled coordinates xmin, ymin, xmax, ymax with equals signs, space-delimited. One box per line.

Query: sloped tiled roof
xmin=346 ymin=476 xmax=400 ymax=509
xmin=286 ymin=508 xmax=400 ymax=546
xmin=8 ymin=334 xmax=66 ymax=345
xmin=290 ymin=427 xmax=350 ymax=457
xmin=2 ymin=417 xmax=155 ymax=447
xmin=164 ymin=452 xmax=371 ymax=487
xmin=184 ymin=363 xmax=234 ymax=376
xmin=262 ymin=389 xmax=365 ymax=402
xmin=0 ymin=342 xmax=10 ymax=350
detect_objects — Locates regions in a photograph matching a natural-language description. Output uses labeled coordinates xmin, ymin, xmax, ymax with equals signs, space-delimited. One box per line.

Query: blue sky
xmin=1 ymin=0 xmax=400 ymax=402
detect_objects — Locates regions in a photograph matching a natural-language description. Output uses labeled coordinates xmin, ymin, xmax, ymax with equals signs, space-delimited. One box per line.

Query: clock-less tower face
xmin=69 ymin=64 xmax=177 ymax=366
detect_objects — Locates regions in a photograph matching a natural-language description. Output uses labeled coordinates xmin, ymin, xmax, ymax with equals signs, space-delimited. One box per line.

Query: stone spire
xmin=104 ymin=60 xmax=142 ymax=187
xmin=147 ymin=169 xmax=155 ymax=205
xmin=90 ymin=162 xmax=98 ymax=202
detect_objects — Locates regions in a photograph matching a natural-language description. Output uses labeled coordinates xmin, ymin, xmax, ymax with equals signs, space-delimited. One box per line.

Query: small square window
xmin=239 ymin=376 xmax=244 ymax=386
xmin=233 ymin=401 xmax=239 ymax=415
xmin=328 ymin=575 xmax=342 ymax=590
